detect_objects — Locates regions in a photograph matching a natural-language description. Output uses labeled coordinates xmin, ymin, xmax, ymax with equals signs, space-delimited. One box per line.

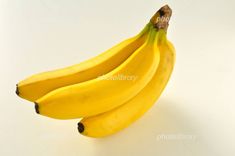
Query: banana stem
xmin=150 ymin=5 xmax=172 ymax=31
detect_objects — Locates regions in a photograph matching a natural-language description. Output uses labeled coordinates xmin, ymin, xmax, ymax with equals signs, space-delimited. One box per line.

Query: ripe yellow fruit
xmin=35 ymin=26 xmax=160 ymax=119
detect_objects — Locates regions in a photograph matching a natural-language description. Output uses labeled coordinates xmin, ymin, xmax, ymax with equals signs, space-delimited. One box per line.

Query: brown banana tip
xmin=15 ymin=84 xmax=19 ymax=96
xmin=77 ymin=122 xmax=85 ymax=133
xmin=34 ymin=103 xmax=40 ymax=114
xmin=150 ymin=4 xmax=172 ymax=31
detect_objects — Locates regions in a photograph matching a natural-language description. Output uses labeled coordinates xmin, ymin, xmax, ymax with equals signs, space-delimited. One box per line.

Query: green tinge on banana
xmin=35 ymin=26 xmax=160 ymax=119
xmin=15 ymin=4 xmax=175 ymax=138
xmin=78 ymin=29 xmax=175 ymax=138
xmin=16 ymin=23 xmax=151 ymax=102
xmin=77 ymin=5 xmax=175 ymax=137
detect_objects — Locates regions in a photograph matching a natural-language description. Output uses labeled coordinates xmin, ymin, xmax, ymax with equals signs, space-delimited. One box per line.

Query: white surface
xmin=1 ymin=0 xmax=235 ymax=155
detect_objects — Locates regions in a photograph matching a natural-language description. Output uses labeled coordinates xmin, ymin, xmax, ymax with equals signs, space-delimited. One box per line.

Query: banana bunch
xmin=16 ymin=5 xmax=175 ymax=138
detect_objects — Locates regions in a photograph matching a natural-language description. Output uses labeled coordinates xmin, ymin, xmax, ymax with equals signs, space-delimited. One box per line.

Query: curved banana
xmin=16 ymin=23 xmax=151 ymax=102
xmin=78 ymin=30 xmax=175 ymax=138
xmin=35 ymin=26 xmax=160 ymax=119
xmin=78 ymin=5 xmax=175 ymax=138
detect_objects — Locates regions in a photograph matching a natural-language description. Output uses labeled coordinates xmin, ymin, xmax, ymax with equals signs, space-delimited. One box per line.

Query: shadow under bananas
xmin=92 ymin=97 xmax=213 ymax=156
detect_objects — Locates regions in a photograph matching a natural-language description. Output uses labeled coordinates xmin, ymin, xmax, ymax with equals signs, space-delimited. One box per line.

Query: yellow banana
xmin=16 ymin=23 xmax=151 ymax=102
xmin=35 ymin=26 xmax=160 ymax=119
xmin=78 ymin=5 xmax=175 ymax=138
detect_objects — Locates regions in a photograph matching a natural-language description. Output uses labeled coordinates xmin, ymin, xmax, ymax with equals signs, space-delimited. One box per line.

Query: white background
xmin=1 ymin=0 xmax=235 ymax=155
